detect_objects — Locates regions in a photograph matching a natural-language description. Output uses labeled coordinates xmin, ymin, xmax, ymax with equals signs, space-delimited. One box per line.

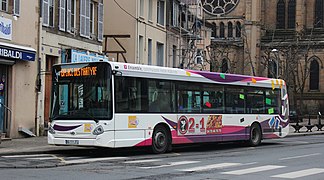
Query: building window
xmin=310 ymin=59 xmax=320 ymax=90
xmin=98 ymin=0 xmax=103 ymax=41
xmin=80 ymin=0 xmax=91 ymax=38
xmin=157 ymin=42 xmax=164 ymax=66
xmin=287 ymin=0 xmax=296 ymax=29
xmin=212 ymin=22 xmax=217 ymax=38
xmin=220 ymin=22 xmax=225 ymax=38
xmin=235 ymin=21 xmax=241 ymax=37
xmin=140 ymin=0 xmax=144 ymax=17
xmin=70 ymin=0 xmax=76 ymax=32
xmin=148 ymin=0 xmax=152 ymax=21
xmin=59 ymin=0 xmax=77 ymax=33
xmin=157 ymin=0 xmax=165 ymax=26
xmin=172 ymin=0 xmax=179 ymax=27
xmin=13 ymin=0 xmax=20 ymax=16
xmin=148 ymin=39 xmax=152 ymax=65
xmin=59 ymin=0 xmax=66 ymax=31
xmin=221 ymin=59 xmax=229 ymax=73
xmin=90 ymin=1 xmax=95 ymax=35
xmin=276 ymin=0 xmax=285 ymax=29
xmin=315 ymin=0 xmax=324 ymax=28
xmin=43 ymin=0 xmax=55 ymax=27
xmin=228 ymin=22 xmax=233 ymax=37
xmin=139 ymin=35 xmax=144 ymax=64
xmin=173 ymin=45 xmax=177 ymax=68
xmin=0 ymin=0 xmax=8 ymax=12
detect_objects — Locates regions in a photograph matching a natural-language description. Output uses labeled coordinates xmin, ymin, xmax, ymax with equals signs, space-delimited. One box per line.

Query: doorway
xmin=44 ymin=56 xmax=57 ymax=128
xmin=0 ymin=64 xmax=8 ymax=133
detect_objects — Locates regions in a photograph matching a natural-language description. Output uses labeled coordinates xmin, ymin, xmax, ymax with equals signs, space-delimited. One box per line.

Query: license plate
xmin=65 ymin=140 xmax=79 ymax=145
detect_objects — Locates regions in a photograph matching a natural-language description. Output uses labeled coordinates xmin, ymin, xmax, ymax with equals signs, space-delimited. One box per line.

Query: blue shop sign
xmin=0 ymin=42 xmax=36 ymax=61
xmin=70 ymin=49 xmax=108 ymax=63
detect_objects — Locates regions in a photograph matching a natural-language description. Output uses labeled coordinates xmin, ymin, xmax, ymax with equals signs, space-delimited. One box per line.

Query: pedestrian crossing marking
xmin=2 ymin=154 xmax=50 ymax=158
xmin=139 ymin=161 xmax=199 ymax=169
xmin=178 ymin=163 xmax=241 ymax=172
xmin=124 ymin=159 xmax=162 ymax=164
xmin=62 ymin=157 xmax=128 ymax=164
xmin=279 ymin=153 xmax=321 ymax=161
xmin=26 ymin=157 xmax=59 ymax=160
xmin=222 ymin=165 xmax=285 ymax=175
xmin=272 ymin=168 xmax=324 ymax=179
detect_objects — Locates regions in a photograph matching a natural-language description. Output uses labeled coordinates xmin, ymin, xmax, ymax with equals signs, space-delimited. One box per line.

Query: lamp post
xmin=271 ymin=49 xmax=279 ymax=78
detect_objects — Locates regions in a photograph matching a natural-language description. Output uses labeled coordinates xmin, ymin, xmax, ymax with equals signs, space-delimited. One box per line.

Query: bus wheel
xmin=152 ymin=126 xmax=170 ymax=154
xmin=249 ymin=123 xmax=262 ymax=146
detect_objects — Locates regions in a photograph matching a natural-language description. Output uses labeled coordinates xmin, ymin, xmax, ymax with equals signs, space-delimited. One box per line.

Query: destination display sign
xmin=60 ymin=66 xmax=97 ymax=77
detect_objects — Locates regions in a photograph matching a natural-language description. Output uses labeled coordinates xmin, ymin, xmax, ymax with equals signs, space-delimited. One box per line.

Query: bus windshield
xmin=51 ymin=62 xmax=112 ymax=121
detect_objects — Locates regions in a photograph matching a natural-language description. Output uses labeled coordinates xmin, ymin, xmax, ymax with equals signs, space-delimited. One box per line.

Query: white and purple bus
xmin=48 ymin=61 xmax=289 ymax=153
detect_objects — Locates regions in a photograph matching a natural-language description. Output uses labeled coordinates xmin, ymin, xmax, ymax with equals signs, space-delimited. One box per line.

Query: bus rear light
xmin=93 ymin=125 xmax=104 ymax=135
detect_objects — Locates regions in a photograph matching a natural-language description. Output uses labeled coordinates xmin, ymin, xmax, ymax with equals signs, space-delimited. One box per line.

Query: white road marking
xmin=178 ymin=163 xmax=241 ymax=172
xmin=279 ymin=153 xmax=321 ymax=160
xmin=2 ymin=154 xmax=50 ymax=158
xmin=222 ymin=165 xmax=285 ymax=175
xmin=62 ymin=157 xmax=128 ymax=164
xmin=272 ymin=168 xmax=324 ymax=179
xmin=26 ymin=157 xmax=59 ymax=160
xmin=139 ymin=161 xmax=199 ymax=169
xmin=124 ymin=159 xmax=162 ymax=164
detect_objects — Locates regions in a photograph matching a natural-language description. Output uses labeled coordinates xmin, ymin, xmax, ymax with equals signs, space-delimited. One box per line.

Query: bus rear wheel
xmin=152 ymin=126 xmax=170 ymax=154
xmin=249 ymin=123 xmax=262 ymax=146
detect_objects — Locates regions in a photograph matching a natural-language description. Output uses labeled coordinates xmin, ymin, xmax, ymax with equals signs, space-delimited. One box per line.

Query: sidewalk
xmin=0 ymin=126 xmax=324 ymax=156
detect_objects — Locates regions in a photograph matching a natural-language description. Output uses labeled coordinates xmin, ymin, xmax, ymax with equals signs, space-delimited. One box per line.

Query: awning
xmin=0 ymin=42 xmax=36 ymax=62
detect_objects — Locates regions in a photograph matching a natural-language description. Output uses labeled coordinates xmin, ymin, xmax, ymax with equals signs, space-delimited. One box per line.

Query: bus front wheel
xmin=152 ymin=126 xmax=170 ymax=154
xmin=249 ymin=123 xmax=262 ymax=146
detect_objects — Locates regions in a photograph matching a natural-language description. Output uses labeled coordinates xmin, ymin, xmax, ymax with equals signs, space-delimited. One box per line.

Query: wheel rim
xmin=154 ymin=132 xmax=166 ymax=150
xmin=251 ymin=127 xmax=260 ymax=144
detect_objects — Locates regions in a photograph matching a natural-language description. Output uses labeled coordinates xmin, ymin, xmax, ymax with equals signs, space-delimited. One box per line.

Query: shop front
xmin=0 ymin=42 xmax=36 ymax=136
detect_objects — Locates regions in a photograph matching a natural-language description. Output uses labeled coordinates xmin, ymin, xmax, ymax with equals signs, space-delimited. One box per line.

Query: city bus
xmin=48 ymin=61 xmax=289 ymax=153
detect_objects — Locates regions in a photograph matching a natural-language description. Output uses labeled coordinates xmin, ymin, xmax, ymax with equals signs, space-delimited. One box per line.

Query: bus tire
xmin=249 ymin=123 xmax=262 ymax=146
xmin=152 ymin=126 xmax=170 ymax=154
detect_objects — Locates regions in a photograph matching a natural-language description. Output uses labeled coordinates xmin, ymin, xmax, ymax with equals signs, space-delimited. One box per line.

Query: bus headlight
xmin=48 ymin=126 xmax=56 ymax=134
xmin=93 ymin=125 xmax=104 ymax=135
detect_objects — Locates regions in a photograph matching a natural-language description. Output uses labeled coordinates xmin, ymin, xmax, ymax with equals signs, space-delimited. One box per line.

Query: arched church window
xmin=310 ymin=59 xmax=320 ymax=90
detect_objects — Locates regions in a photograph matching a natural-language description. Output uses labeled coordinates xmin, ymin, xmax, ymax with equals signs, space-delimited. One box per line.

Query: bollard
xmin=316 ymin=112 xmax=323 ymax=131
xmin=291 ymin=115 xmax=303 ymax=133
xmin=305 ymin=114 xmax=314 ymax=132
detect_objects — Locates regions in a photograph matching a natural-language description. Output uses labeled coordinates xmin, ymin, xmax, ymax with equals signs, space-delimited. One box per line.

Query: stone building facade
xmin=204 ymin=0 xmax=324 ymax=114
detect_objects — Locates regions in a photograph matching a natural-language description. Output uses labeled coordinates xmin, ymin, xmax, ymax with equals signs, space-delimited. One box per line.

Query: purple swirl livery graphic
xmin=53 ymin=124 xmax=82 ymax=131
xmin=187 ymin=70 xmax=269 ymax=83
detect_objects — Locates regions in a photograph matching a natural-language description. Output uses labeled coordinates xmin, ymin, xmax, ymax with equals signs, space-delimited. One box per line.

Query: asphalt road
xmin=1 ymin=135 xmax=324 ymax=180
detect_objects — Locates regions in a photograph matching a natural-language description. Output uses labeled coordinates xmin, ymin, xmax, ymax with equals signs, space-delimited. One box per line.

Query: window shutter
xmin=59 ymin=0 xmax=66 ymax=31
xmin=85 ymin=0 xmax=91 ymax=38
xmin=98 ymin=0 xmax=103 ymax=42
xmin=42 ymin=0 xmax=49 ymax=26
xmin=80 ymin=0 xmax=86 ymax=37
xmin=67 ymin=0 xmax=72 ymax=32
xmin=14 ymin=0 xmax=20 ymax=16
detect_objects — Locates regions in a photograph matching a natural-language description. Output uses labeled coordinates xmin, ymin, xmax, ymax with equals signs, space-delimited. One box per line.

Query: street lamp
xmin=271 ymin=49 xmax=279 ymax=78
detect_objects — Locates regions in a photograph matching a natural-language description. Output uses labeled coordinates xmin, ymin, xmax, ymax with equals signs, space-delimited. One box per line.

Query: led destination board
xmin=60 ymin=66 xmax=97 ymax=77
